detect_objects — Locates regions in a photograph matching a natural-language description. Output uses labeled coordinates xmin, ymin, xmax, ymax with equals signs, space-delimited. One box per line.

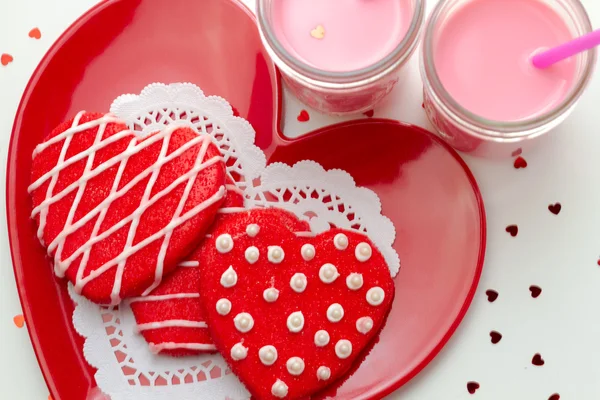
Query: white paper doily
xmin=70 ymin=83 xmax=400 ymax=400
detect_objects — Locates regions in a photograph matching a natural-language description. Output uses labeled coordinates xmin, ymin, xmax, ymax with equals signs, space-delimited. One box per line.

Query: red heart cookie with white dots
xmin=30 ymin=112 xmax=227 ymax=305
xmin=198 ymin=210 xmax=394 ymax=399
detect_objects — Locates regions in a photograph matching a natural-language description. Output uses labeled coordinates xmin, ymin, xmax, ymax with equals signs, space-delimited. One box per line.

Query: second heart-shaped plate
xmin=7 ymin=0 xmax=486 ymax=399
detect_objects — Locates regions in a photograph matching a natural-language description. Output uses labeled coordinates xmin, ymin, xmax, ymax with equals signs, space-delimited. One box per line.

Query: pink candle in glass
xmin=271 ymin=0 xmax=413 ymax=72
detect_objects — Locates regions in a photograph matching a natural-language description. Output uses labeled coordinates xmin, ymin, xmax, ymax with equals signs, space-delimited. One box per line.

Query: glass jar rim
xmin=421 ymin=0 xmax=597 ymax=139
xmin=257 ymin=0 xmax=425 ymax=88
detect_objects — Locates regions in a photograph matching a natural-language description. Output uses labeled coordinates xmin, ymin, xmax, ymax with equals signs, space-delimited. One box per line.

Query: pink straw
xmin=532 ymin=28 xmax=600 ymax=69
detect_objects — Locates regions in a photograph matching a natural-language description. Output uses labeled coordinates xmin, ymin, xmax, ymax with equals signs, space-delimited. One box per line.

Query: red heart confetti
xmin=467 ymin=381 xmax=480 ymax=394
xmin=514 ymin=156 xmax=528 ymax=169
xmin=297 ymin=110 xmax=310 ymax=122
xmin=29 ymin=27 xmax=42 ymax=39
xmin=198 ymin=210 xmax=394 ymax=399
xmin=1 ymin=53 xmax=13 ymax=66
xmin=29 ymin=112 xmax=227 ymax=304
xmin=549 ymin=394 xmax=560 ymax=400
xmin=489 ymin=331 xmax=502 ymax=344
xmin=505 ymin=225 xmax=518 ymax=237
xmin=13 ymin=314 xmax=25 ymax=328
xmin=421 ymin=102 xmax=425 ymax=109
xmin=363 ymin=110 xmax=374 ymax=118
xmin=548 ymin=203 xmax=562 ymax=215
xmin=532 ymin=353 xmax=545 ymax=366
xmin=511 ymin=148 xmax=523 ymax=157
xmin=529 ymin=285 xmax=542 ymax=298
xmin=597 ymin=259 xmax=600 ymax=267
xmin=485 ymin=290 xmax=498 ymax=303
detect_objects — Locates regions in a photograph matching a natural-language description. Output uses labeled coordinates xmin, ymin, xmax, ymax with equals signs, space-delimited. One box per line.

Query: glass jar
xmin=421 ymin=0 xmax=596 ymax=158
xmin=257 ymin=0 xmax=425 ymax=115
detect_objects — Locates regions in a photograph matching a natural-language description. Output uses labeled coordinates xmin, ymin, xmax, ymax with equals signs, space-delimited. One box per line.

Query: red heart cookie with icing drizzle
xmin=198 ymin=210 xmax=394 ymax=399
xmin=29 ymin=112 xmax=227 ymax=305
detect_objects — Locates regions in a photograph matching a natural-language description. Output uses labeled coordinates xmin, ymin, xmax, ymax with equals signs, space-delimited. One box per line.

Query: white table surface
xmin=2 ymin=0 xmax=600 ymax=399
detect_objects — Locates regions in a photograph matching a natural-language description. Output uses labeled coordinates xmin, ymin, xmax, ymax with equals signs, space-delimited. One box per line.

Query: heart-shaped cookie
xmin=198 ymin=210 xmax=394 ymax=399
xmin=29 ymin=112 xmax=227 ymax=305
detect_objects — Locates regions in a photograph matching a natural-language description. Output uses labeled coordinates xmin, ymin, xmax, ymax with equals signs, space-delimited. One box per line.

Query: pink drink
xmin=271 ymin=0 xmax=413 ymax=72
xmin=433 ymin=0 xmax=577 ymax=121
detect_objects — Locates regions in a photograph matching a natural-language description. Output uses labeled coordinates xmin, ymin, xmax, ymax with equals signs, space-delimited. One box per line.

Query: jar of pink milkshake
xmin=257 ymin=0 xmax=425 ymax=115
xmin=421 ymin=0 xmax=596 ymax=157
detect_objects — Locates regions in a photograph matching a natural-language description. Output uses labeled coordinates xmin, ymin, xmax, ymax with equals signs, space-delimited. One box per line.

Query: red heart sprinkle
xmin=297 ymin=110 xmax=310 ymax=122
xmin=511 ymin=148 xmax=523 ymax=157
xmin=505 ymin=225 xmax=518 ymax=237
xmin=421 ymin=102 xmax=425 ymax=109
xmin=532 ymin=353 xmax=545 ymax=366
xmin=28 ymin=28 xmax=42 ymax=39
xmin=1 ymin=53 xmax=13 ymax=66
xmin=467 ymin=381 xmax=480 ymax=394
xmin=548 ymin=203 xmax=561 ymax=215
xmin=489 ymin=331 xmax=502 ymax=344
xmin=549 ymin=394 xmax=560 ymax=400
xmin=597 ymin=259 xmax=600 ymax=267
xmin=363 ymin=110 xmax=374 ymax=118
xmin=485 ymin=290 xmax=498 ymax=303
xmin=529 ymin=285 xmax=542 ymax=298
xmin=514 ymin=156 xmax=528 ymax=169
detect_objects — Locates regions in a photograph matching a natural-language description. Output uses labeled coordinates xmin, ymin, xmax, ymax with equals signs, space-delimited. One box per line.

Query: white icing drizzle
xmin=268 ymin=246 xmax=285 ymax=264
xmin=216 ymin=298 xmax=232 ymax=316
xmin=220 ymin=266 xmax=238 ymax=288
xmin=217 ymin=207 xmax=246 ymax=214
xmin=327 ymin=303 xmax=344 ymax=323
xmin=128 ymin=293 xmax=199 ymax=303
xmin=317 ymin=366 xmax=331 ymax=381
xmin=366 ymin=287 xmax=385 ymax=306
xmin=346 ymin=273 xmax=364 ymax=291
xmin=225 ymin=182 xmax=245 ymax=196
xmin=290 ymin=273 xmax=308 ymax=293
xmin=149 ymin=342 xmax=216 ymax=354
xmin=216 ymin=234 xmax=234 ymax=254
xmin=301 ymin=244 xmax=316 ymax=261
xmin=29 ymin=113 xmax=226 ymax=305
xmin=246 ymin=224 xmax=260 ymax=237
xmin=286 ymin=357 xmax=305 ymax=376
xmin=271 ymin=380 xmax=289 ymax=398
xmin=295 ymin=231 xmax=316 ymax=238
xmin=356 ymin=316 xmax=374 ymax=334
xmin=234 ymin=312 xmax=254 ymax=333
xmin=355 ymin=242 xmax=372 ymax=262
xmin=319 ymin=263 xmax=340 ymax=284
xmin=177 ymin=261 xmax=199 ymax=267
xmin=334 ymin=233 xmax=349 ymax=250
xmin=335 ymin=339 xmax=353 ymax=359
xmin=231 ymin=342 xmax=248 ymax=361
xmin=287 ymin=311 xmax=305 ymax=333
xmin=263 ymin=287 xmax=280 ymax=303
xmin=245 ymin=246 xmax=259 ymax=264
xmin=314 ymin=330 xmax=330 ymax=347
xmin=136 ymin=319 xmax=207 ymax=332
xmin=259 ymin=345 xmax=278 ymax=366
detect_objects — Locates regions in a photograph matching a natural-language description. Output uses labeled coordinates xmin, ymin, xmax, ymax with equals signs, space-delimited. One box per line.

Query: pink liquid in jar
xmin=433 ymin=0 xmax=578 ymax=121
xmin=271 ymin=0 xmax=414 ymax=72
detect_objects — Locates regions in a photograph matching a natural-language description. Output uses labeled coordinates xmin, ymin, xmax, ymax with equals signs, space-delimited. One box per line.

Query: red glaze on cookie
xmin=29 ymin=112 xmax=226 ymax=305
xmin=198 ymin=210 xmax=394 ymax=399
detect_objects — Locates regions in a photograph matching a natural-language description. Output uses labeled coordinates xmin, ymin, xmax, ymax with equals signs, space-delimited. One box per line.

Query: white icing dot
xmin=317 ymin=366 xmax=331 ymax=381
xmin=287 ymin=311 xmax=305 ymax=333
xmin=355 ymin=242 xmax=372 ymax=262
xmin=234 ymin=312 xmax=254 ymax=333
xmin=246 ymin=224 xmax=260 ymax=237
xmin=231 ymin=342 xmax=248 ymax=361
xmin=268 ymin=246 xmax=285 ymax=264
xmin=367 ymin=287 xmax=385 ymax=306
xmin=259 ymin=345 xmax=278 ymax=366
xmin=319 ymin=263 xmax=340 ymax=284
xmin=263 ymin=287 xmax=280 ymax=303
xmin=327 ymin=303 xmax=344 ymax=323
xmin=245 ymin=246 xmax=260 ymax=264
xmin=335 ymin=339 xmax=353 ymax=359
xmin=346 ymin=273 xmax=364 ymax=291
xmin=220 ymin=266 xmax=238 ymax=288
xmin=356 ymin=316 xmax=374 ymax=334
xmin=334 ymin=233 xmax=349 ymax=250
xmin=314 ymin=330 xmax=330 ymax=347
xmin=290 ymin=273 xmax=308 ymax=293
xmin=271 ymin=379 xmax=289 ymax=398
xmin=216 ymin=298 xmax=232 ymax=316
xmin=216 ymin=234 xmax=234 ymax=253
xmin=301 ymin=244 xmax=316 ymax=261
xmin=286 ymin=357 xmax=305 ymax=376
